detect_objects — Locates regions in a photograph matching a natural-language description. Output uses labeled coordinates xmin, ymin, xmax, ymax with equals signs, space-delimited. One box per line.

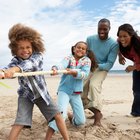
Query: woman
xmin=117 ymin=23 xmax=140 ymax=117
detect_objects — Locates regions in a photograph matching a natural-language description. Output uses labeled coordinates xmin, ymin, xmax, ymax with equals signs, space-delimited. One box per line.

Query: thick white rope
xmin=13 ymin=70 xmax=67 ymax=77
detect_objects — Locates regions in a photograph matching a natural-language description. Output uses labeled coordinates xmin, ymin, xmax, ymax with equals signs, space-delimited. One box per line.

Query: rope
xmin=13 ymin=70 xmax=67 ymax=77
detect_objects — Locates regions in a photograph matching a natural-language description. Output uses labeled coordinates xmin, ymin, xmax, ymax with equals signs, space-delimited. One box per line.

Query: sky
xmin=0 ymin=0 xmax=140 ymax=70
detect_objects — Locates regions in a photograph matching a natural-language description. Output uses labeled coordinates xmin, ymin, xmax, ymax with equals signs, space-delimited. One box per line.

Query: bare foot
xmin=93 ymin=121 xmax=102 ymax=127
xmin=93 ymin=112 xmax=103 ymax=126
xmin=88 ymin=107 xmax=103 ymax=126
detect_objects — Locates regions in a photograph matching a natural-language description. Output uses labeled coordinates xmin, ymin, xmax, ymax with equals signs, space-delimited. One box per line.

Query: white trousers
xmin=81 ymin=68 xmax=107 ymax=111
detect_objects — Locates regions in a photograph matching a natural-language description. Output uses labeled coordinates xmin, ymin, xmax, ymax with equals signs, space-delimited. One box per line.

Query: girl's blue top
xmin=56 ymin=55 xmax=91 ymax=94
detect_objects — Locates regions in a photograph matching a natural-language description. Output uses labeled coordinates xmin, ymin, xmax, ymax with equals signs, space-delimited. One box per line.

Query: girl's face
xmin=73 ymin=42 xmax=87 ymax=59
xmin=118 ymin=30 xmax=132 ymax=47
xmin=16 ymin=40 xmax=33 ymax=59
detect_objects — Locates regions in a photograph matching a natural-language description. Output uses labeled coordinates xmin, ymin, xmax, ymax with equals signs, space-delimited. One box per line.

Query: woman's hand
xmin=125 ymin=65 xmax=136 ymax=72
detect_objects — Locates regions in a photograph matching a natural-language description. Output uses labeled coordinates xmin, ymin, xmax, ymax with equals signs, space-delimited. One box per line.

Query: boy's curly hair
xmin=8 ymin=23 xmax=45 ymax=56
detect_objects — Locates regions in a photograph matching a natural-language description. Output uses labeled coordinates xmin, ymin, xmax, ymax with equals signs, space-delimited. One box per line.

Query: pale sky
xmin=0 ymin=0 xmax=140 ymax=70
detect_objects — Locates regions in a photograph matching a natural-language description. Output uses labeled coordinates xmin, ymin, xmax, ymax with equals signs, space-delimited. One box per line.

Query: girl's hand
xmin=51 ymin=66 xmax=58 ymax=76
xmin=65 ymin=68 xmax=77 ymax=77
xmin=125 ymin=65 xmax=136 ymax=72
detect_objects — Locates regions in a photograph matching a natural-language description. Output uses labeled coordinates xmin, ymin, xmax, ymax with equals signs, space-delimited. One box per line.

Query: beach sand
xmin=0 ymin=74 xmax=140 ymax=140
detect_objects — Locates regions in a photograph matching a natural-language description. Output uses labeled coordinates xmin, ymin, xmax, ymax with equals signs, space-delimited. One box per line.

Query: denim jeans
xmin=131 ymin=70 xmax=140 ymax=116
xmin=48 ymin=91 xmax=86 ymax=132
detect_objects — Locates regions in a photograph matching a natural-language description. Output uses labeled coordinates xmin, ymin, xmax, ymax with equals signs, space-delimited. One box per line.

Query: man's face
xmin=98 ymin=22 xmax=110 ymax=40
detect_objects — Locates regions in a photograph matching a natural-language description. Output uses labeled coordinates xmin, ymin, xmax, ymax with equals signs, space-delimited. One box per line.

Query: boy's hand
xmin=0 ymin=67 xmax=20 ymax=79
xmin=0 ymin=71 xmax=5 ymax=79
xmin=3 ymin=69 xmax=15 ymax=78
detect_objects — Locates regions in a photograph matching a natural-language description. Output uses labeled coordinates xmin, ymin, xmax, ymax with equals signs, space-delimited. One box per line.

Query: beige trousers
xmin=81 ymin=68 xmax=107 ymax=111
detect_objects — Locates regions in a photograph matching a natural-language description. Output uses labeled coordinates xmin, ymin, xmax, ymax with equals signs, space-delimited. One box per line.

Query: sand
xmin=0 ymin=74 xmax=140 ymax=140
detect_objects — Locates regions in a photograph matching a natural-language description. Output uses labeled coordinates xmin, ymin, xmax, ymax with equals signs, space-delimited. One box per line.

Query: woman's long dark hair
xmin=117 ymin=23 xmax=140 ymax=57
xmin=71 ymin=41 xmax=97 ymax=72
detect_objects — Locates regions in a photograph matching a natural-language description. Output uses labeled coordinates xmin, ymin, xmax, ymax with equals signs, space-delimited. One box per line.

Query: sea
xmin=109 ymin=70 xmax=132 ymax=76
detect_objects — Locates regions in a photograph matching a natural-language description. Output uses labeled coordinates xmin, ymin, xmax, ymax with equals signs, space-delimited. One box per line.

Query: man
xmin=81 ymin=18 xmax=119 ymax=126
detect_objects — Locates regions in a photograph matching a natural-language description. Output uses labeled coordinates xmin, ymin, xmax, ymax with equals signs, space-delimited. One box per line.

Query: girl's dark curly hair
xmin=117 ymin=23 xmax=140 ymax=57
xmin=8 ymin=23 xmax=45 ymax=56
xmin=71 ymin=41 xmax=98 ymax=72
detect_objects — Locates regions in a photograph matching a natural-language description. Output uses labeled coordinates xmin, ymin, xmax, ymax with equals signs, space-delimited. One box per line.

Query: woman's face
xmin=118 ymin=30 xmax=132 ymax=47
xmin=16 ymin=40 xmax=33 ymax=59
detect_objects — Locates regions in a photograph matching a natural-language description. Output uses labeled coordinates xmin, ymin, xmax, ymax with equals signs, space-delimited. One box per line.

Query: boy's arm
xmin=1 ymin=66 xmax=21 ymax=78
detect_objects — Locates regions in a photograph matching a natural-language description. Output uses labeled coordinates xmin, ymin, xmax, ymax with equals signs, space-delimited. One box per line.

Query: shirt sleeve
xmin=74 ymin=58 xmax=91 ymax=80
xmin=134 ymin=56 xmax=140 ymax=71
xmin=56 ymin=56 xmax=71 ymax=70
xmin=3 ymin=57 xmax=21 ymax=69
xmin=135 ymin=64 xmax=140 ymax=70
xmin=98 ymin=43 xmax=119 ymax=71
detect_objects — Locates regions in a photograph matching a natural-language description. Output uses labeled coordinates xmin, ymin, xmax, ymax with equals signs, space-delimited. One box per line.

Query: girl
xmin=46 ymin=41 xmax=97 ymax=139
xmin=0 ymin=23 xmax=69 ymax=140
xmin=117 ymin=23 xmax=140 ymax=117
